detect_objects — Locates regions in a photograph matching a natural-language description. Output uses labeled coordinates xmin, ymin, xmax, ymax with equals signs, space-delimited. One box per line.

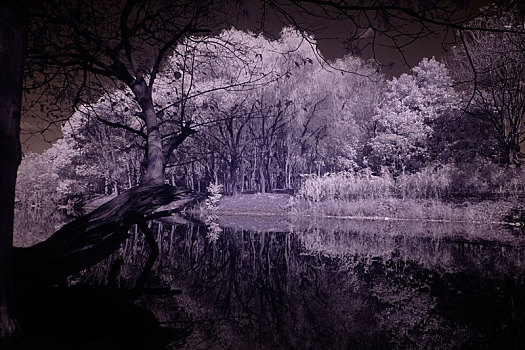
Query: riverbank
xmin=207 ymin=193 xmax=525 ymax=227
xmin=83 ymin=191 xmax=525 ymax=226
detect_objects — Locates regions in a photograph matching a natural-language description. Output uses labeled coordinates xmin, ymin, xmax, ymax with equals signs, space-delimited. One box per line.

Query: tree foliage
xmin=451 ymin=6 xmax=525 ymax=165
xmin=367 ymin=57 xmax=458 ymax=175
xmin=23 ymin=28 xmax=501 ymax=200
xmin=20 ymin=24 xmax=525 ymax=201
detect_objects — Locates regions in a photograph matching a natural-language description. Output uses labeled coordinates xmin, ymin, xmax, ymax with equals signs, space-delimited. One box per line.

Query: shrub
xmin=204 ymin=183 xmax=223 ymax=211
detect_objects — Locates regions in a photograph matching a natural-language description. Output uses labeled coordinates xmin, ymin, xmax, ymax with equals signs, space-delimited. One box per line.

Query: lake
xmin=14 ymin=210 xmax=525 ymax=349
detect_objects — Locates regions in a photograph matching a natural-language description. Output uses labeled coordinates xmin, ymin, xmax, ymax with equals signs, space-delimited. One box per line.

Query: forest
xmin=16 ymin=24 xmax=525 ymax=207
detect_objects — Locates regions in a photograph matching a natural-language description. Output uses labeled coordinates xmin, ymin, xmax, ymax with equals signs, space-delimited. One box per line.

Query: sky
xmin=234 ymin=0 xmax=485 ymax=74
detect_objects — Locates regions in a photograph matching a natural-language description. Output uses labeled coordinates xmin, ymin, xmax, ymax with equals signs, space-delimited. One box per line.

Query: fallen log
xmin=13 ymin=184 xmax=193 ymax=288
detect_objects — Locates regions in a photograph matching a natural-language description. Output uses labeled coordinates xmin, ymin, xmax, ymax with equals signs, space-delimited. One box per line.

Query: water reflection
xmin=14 ymin=207 xmax=71 ymax=247
xmin=75 ymin=218 xmax=525 ymax=349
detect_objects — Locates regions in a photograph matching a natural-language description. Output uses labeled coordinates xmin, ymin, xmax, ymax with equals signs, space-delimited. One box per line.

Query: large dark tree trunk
xmin=133 ymin=84 xmax=196 ymax=187
xmin=133 ymin=82 xmax=165 ymax=186
xmin=0 ymin=0 xmax=26 ymax=341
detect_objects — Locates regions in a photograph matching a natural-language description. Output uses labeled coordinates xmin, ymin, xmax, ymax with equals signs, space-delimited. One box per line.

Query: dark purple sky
xmin=234 ymin=0 xmax=478 ymax=75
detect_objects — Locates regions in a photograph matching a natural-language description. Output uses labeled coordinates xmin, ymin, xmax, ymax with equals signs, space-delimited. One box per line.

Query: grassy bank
xmin=289 ymin=165 xmax=525 ymax=226
xmin=205 ymin=192 xmax=524 ymax=226
xmin=299 ymin=198 xmax=523 ymax=225
xmin=213 ymin=193 xmax=294 ymax=215
xmin=297 ymin=164 xmax=525 ymax=202
xmin=81 ymin=190 xmax=524 ymax=227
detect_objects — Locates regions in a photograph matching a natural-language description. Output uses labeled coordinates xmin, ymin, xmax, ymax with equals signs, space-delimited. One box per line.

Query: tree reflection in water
xmin=77 ymin=219 xmax=525 ymax=349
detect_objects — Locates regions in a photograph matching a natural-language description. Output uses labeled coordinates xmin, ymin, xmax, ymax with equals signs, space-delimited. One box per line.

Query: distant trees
xmin=199 ymin=94 xmax=257 ymax=194
xmin=20 ymin=28 xmax=385 ymax=197
xmin=63 ymin=106 xmax=144 ymax=194
xmin=20 ymin=21 xmax=524 ymax=202
xmin=17 ymin=1 xmax=525 ymax=203
xmin=23 ymin=28 xmax=507 ymax=199
xmin=452 ymin=6 xmax=525 ymax=166
xmin=16 ymin=97 xmax=143 ymax=206
xmin=191 ymin=28 xmax=382 ymax=193
xmin=245 ymin=28 xmax=316 ymax=193
xmin=189 ymin=29 xmax=276 ymax=194
xmin=15 ymin=6 xmax=525 ymax=199
xmin=313 ymin=57 xmax=382 ymax=172
xmin=367 ymin=58 xmax=459 ymax=175
xmin=16 ymin=151 xmax=60 ymax=209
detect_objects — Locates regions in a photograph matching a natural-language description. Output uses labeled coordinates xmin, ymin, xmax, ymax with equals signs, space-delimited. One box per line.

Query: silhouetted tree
xmin=0 ymin=0 xmax=26 ymax=341
xmin=25 ymin=0 xmax=220 ymax=184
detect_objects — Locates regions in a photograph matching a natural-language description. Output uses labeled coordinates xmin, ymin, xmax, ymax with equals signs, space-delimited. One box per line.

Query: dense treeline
xmin=16 ymin=18 xmax=524 ymax=205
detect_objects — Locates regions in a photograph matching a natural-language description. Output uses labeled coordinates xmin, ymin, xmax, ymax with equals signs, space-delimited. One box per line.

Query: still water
xmin=14 ymin=210 xmax=525 ymax=349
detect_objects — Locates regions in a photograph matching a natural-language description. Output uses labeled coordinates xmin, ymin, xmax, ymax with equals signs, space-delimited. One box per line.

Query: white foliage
xmin=369 ymin=57 xmax=459 ymax=174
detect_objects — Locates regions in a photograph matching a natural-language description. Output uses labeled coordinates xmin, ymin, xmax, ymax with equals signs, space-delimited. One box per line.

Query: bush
xmin=204 ymin=183 xmax=223 ymax=211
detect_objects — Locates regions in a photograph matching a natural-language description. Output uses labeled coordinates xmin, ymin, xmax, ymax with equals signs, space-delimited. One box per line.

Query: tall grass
xmin=298 ymin=159 xmax=525 ymax=202
xmin=302 ymin=197 xmax=513 ymax=223
xmin=296 ymin=160 xmax=525 ymax=222
xmin=298 ymin=171 xmax=393 ymax=201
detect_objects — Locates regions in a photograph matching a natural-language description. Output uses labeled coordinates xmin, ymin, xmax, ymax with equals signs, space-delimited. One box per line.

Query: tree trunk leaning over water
xmin=0 ymin=0 xmax=26 ymax=341
xmin=14 ymin=185 xmax=192 ymax=288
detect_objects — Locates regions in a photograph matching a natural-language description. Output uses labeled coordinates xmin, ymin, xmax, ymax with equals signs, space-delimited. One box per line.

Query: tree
xmin=181 ymin=29 xmax=274 ymax=194
xmin=168 ymin=29 xmax=383 ymax=191
xmin=65 ymin=101 xmax=145 ymax=194
xmin=192 ymin=27 xmax=323 ymax=193
xmin=0 ymin=0 xmax=26 ymax=341
xmin=367 ymin=57 xmax=458 ymax=175
xmin=15 ymin=151 xmax=60 ymax=210
xmin=304 ymin=56 xmax=382 ymax=173
xmin=25 ymin=0 xmax=221 ymax=185
xmin=199 ymin=95 xmax=257 ymax=194
xmin=451 ymin=6 xmax=525 ymax=165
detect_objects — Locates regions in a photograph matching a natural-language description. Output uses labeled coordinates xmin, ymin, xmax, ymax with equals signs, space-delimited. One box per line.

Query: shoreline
xmin=205 ymin=193 xmax=525 ymax=227
xmin=211 ymin=212 xmax=523 ymax=227
xmin=83 ymin=192 xmax=525 ymax=227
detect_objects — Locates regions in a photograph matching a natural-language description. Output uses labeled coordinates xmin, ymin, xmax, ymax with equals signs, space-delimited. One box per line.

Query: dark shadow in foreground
xmin=10 ymin=285 xmax=191 ymax=350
